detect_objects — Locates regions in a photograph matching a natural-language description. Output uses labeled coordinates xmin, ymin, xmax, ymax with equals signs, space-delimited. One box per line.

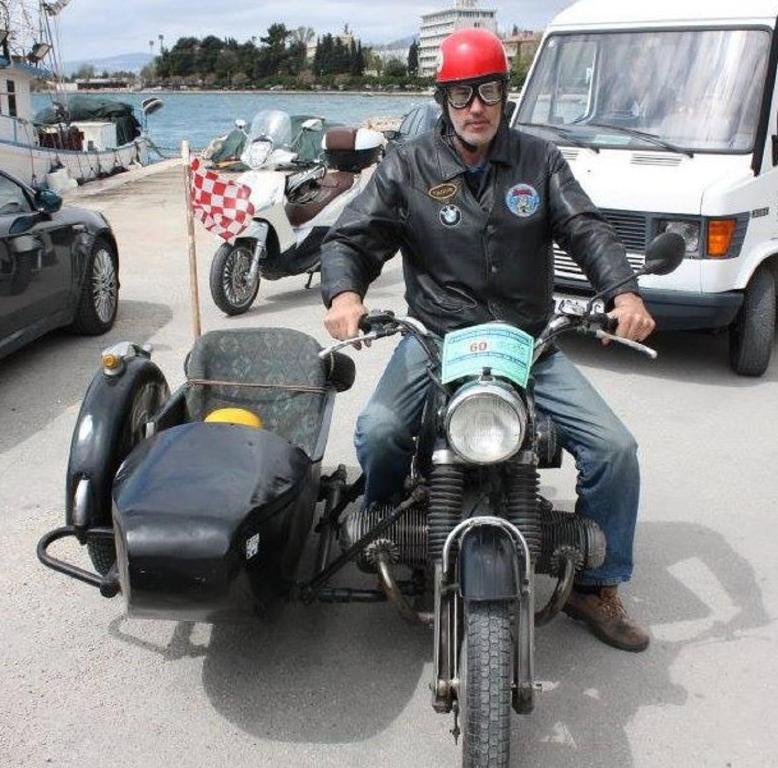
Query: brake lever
xmin=318 ymin=331 xmax=379 ymax=359
xmin=594 ymin=330 xmax=658 ymax=359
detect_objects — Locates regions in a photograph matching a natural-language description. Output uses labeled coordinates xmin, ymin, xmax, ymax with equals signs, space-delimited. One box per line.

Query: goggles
xmin=444 ymin=79 xmax=505 ymax=109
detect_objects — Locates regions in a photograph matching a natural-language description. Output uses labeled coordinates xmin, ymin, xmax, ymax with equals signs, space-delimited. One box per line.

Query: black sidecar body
xmin=39 ymin=327 xmax=354 ymax=622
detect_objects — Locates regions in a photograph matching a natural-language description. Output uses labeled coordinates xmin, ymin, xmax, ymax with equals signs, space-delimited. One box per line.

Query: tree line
xmin=135 ymin=24 xmax=430 ymax=90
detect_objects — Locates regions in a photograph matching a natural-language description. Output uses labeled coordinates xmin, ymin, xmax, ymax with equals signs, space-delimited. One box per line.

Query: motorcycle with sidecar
xmin=38 ymin=233 xmax=684 ymax=767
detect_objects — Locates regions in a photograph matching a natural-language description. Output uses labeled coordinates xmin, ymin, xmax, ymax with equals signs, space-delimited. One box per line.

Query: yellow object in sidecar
xmin=204 ymin=407 xmax=263 ymax=429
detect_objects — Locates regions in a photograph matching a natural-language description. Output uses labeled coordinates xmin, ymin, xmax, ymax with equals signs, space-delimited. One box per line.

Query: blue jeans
xmin=354 ymin=335 xmax=640 ymax=586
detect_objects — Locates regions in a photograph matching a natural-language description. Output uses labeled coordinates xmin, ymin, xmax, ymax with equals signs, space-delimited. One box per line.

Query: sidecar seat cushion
xmin=184 ymin=328 xmax=328 ymax=456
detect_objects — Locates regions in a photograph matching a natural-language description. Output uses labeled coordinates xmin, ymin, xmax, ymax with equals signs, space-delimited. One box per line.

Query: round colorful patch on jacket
xmin=505 ymin=183 xmax=540 ymax=218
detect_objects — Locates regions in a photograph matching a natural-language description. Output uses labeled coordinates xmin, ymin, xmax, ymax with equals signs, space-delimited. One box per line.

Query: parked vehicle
xmin=209 ymin=109 xmax=384 ymax=315
xmin=383 ymin=100 xmax=442 ymax=152
xmin=0 ymin=169 xmax=119 ymax=360
xmin=512 ymin=0 xmax=778 ymax=375
xmin=37 ymin=233 xmax=684 ymax=767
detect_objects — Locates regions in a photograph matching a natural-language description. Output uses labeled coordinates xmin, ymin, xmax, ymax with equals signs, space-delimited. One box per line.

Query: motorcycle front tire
xmin=460 ymin=601 xmax=512 ymax=768
xmin=210 ymin=242 xmax=261 ymax=316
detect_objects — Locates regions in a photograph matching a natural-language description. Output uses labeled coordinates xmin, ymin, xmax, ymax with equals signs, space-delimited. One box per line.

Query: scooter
xmin=209 ymin=109 xmax=384 ymax=315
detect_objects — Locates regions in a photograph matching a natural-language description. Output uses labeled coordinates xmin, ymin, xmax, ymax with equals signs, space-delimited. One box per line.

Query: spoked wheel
xmin=459 ymin=601 xmax=512 ymax=768
xmin=71 ymin=237 xmax=119 ymax=334
xmin=210 ymin=242 xmax=261 ymax=315
xmin=87 ymin=373 xmax=168 ymax=574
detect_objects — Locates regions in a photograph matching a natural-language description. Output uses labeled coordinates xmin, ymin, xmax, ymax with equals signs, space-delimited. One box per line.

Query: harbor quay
xmin=0 ymin=162 xmax=776 ymax=767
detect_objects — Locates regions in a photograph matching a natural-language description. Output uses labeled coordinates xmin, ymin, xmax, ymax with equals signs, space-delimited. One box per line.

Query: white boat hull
xmin=0 ymin=136 xmax=151 ymax=187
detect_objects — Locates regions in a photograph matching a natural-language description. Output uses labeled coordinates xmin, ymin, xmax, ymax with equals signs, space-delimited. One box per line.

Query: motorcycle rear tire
xmin=460 ymin=601 xmax=512 ymax=768
xmin=210 ymin=243 xmax=261 ymax=316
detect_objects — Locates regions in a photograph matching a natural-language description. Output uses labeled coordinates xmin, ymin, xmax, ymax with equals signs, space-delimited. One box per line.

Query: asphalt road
xmin=1 ymin=165 xmax=776 ymax=768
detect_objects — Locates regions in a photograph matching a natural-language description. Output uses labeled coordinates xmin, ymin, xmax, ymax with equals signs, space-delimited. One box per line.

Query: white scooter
xmin=209 ymin=109 xmax=384 ymax=315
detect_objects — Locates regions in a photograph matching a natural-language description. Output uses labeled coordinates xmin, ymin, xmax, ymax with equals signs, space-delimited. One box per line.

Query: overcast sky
xmin=55 ymin=0 xmax=573 ymax=60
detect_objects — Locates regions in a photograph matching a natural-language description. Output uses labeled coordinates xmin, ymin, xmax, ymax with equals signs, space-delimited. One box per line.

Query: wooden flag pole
xmin=181 ymin=140 xmax=202 ymax=339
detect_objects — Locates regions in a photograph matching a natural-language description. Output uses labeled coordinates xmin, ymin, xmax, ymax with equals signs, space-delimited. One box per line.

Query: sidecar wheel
xmin=210 ymin=242 xmax=260 ymax=315
xmin=460 ymin=601 xmax=512 ymax=768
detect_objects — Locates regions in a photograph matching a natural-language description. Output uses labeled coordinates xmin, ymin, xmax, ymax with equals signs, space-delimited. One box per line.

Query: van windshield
xmin=517 ymin=28 xmax=771 ymax=153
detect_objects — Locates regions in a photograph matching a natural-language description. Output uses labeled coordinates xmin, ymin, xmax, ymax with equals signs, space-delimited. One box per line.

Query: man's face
xmin=446 ymin=84 xmax=503 ymax=148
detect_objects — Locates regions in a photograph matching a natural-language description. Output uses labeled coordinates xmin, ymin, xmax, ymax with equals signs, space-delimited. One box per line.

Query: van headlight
xmin=656 ymin=219 xmax=700 ymax=255
xmin=445 ymin=383 xmax=527 ymax=464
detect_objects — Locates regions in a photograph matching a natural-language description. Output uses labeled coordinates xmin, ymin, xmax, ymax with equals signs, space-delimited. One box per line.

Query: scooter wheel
xmin=210 ymin=242 xmax=260 ymax=315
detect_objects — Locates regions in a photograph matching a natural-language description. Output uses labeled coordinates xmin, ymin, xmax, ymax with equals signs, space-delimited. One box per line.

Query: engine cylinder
xmin=536 ymin=509 xmax=606 ymax=575
xmin=340 ymin=502 xmax=428 ymax=572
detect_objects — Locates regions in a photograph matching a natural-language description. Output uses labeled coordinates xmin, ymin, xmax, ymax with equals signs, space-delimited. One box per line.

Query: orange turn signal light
xmin=102 ymin=353 xmax=121 ymax=370
xmin=707 ymin=219 xmax=737 ymax=257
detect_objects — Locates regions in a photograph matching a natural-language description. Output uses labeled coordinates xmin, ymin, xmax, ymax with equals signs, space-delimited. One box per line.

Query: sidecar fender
xmin=458 ymin=525 xmax=520 ymax=602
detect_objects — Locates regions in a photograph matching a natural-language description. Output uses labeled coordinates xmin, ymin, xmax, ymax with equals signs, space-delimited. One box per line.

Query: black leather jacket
xmin=321 ymin=120 xmax=638 ymax=340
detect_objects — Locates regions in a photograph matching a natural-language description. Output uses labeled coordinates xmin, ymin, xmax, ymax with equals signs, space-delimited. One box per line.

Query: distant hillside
xmin=371 ymin=34 xmax=418 ymax=51
xmin=63 ymin=52 xmax=153 ymax=76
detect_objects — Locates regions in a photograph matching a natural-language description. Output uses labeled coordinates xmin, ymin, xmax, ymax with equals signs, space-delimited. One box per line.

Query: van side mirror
xmin=34 ymin=189 xmax=62 ymax=214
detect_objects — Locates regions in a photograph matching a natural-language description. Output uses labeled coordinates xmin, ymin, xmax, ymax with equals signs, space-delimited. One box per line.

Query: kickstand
xmin=450 ymin=704 xmax=460 ymax=744
xmin=305 ymin=270 xmax=317 ymax=289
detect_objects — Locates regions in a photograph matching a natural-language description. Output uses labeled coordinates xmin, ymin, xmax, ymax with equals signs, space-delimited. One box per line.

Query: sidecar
xmin=38 ymin=327 xmax=354 ymax=622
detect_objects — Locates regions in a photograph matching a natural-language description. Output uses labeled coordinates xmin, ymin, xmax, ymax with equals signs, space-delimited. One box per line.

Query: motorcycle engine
xmin=339 ymin=502 xmax=428 ymax=572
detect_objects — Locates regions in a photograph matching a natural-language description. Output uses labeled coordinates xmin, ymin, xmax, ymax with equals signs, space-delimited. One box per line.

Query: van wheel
xmin=729 ymin=266 xmax=775 ymax=377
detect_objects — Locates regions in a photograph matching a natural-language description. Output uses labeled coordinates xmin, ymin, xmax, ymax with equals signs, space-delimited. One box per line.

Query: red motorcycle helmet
xmin=436 ymin=28 xmax=509 ymax=84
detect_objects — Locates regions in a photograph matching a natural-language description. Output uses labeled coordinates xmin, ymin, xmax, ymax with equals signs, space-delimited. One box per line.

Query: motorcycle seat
xmin=285 ymin=170 xmax=355 ymax=227
xmin=184 ymin=328 xmax=330 ymax=458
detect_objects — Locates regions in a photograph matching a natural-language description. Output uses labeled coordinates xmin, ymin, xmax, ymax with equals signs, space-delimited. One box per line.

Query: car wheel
xmin=71 ymin=237 xmax=119 ymax=335
xmin=729 ymin=265 xmax=775 ymax=377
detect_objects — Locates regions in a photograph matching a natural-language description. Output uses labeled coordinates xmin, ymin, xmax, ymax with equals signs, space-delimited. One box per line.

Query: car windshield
xmin=246 ymin=110 xmax=293 ymax=148
xmin=517 ymin=28 xmax=771 ymax=153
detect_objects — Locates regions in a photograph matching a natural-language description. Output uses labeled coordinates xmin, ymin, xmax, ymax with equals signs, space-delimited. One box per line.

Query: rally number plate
xmin=441 ymin=323 xmax=535 ymax=388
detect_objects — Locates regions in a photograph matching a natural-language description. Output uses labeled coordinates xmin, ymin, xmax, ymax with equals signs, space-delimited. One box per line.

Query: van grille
xmin=554 ymin=209 xmax=647 ymax=284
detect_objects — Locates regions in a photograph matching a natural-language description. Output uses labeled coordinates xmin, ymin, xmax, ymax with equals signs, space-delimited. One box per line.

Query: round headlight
xmin=445 ymin=383 xmax=527 ymax=464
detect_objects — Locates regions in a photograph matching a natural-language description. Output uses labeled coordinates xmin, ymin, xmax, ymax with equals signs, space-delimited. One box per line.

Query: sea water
xmin=31 ymin=91 xmax=425 ymax=155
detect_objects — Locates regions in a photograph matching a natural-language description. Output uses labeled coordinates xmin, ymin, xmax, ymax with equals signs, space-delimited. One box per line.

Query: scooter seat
xmin=285 ymin=170 xmax=355 ymax=227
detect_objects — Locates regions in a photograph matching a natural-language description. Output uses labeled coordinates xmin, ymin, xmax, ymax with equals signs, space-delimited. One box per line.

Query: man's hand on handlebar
xmin=606 ymin=292 xmax=656 ymax=345
xmin=324 ymin=291 xmax=370 ymax=350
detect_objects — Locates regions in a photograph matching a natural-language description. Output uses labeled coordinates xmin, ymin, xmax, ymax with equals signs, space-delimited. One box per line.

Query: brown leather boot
xmin=563 ymin=586 xmax=650 ymax=652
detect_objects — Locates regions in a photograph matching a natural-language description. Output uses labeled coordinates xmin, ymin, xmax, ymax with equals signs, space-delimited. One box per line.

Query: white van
xmin=511 ymin=0 xmax=778 ymax=375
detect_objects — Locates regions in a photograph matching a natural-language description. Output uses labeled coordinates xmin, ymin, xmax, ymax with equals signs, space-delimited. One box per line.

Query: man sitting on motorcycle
xmin=320 ymin=28 xmax=655 ymax=652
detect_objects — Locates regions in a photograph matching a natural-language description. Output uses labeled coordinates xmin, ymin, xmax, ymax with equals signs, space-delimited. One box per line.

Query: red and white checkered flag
xmin=189 ymin=158 xmax=255 ymax=241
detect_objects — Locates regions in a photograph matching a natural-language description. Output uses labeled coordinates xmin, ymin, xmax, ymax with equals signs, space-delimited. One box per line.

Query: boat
xmin=0 ymin=1 xmax=159 ymax=189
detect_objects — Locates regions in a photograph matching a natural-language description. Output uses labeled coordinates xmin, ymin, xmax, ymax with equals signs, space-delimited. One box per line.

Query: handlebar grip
xmin=359 ymin=310 xmax=396 ymax=334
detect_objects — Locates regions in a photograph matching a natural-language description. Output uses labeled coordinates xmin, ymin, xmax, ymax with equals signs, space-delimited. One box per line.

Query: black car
xmin=383 ymin=100 xmax=442 ymax=152
xmin=0 ymin=170 xmax=119 ymax=360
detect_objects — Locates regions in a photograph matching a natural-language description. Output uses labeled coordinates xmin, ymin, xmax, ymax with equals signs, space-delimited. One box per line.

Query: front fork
xmin=431 ymin=517 xmax=538 ymax=716
xmin=245 ymin=222 xmax=270 ymax=284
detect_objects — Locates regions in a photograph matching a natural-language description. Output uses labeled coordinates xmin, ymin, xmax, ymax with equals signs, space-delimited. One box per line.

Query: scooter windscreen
xmin=241 ymin=111 xmax=296 ymax=169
